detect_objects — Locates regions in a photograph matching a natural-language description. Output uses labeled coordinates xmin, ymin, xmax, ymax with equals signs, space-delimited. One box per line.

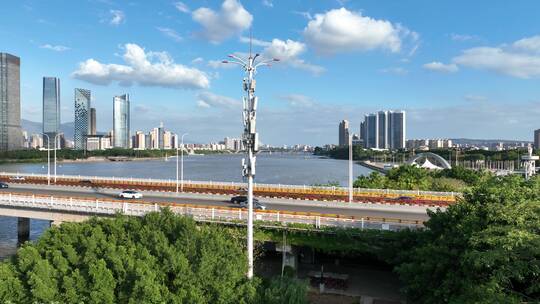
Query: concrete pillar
xmin=17 ymin=217 xmax=30 ymax=246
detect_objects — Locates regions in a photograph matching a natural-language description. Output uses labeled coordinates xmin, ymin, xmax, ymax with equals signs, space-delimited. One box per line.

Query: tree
xmin=0 ymin=210 xmax=297 ymax=303
xmin=396 ymin=174 xmax=540 ymax=303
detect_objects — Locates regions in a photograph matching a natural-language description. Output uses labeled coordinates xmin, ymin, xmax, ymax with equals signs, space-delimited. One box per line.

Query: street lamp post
xmin=41 ymin=133 xmax=51 ymax=185
xmin=53 ymin=133 xmax=61 ymax=183
xmin=349 ymin=134 xmax=353 ymax=203
xmin=176 ymin=133 xmax=188 ymax=193
xmin=222 ymin=49 xmax=279 ymax=279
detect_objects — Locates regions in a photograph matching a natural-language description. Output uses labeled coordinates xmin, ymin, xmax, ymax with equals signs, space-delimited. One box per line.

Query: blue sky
xmin=1 ymin=0 xmax=540 ymax=145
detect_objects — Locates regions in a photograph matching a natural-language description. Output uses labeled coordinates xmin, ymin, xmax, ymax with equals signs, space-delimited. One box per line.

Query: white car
xmin=239 ymin=201 xmax=267 ymax=210
xmin=9 ymin=176 xmax=25 ymax=181
xmin=119 ymin=190 xmax=143 ymax=199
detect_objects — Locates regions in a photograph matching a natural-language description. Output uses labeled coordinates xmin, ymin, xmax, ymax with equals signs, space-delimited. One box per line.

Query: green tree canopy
xmin=396 ymin=174 xmax=540 ymax=303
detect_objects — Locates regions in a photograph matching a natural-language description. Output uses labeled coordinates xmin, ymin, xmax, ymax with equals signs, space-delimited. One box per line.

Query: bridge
xmin=0 ymin=172 xmax=454 ymax=245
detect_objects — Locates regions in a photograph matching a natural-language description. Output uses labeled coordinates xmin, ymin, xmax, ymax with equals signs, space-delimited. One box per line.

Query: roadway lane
xmin=0 ymin=185 xmax=431 ymax=221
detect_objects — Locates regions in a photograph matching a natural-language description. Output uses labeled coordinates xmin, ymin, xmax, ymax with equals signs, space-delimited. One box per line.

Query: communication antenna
xmin=220 ymin=31 xmax=280 ymax=279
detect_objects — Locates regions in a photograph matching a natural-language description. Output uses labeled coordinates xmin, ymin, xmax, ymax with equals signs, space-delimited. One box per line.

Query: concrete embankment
xmin=358 ymin=161 xmax=389 ymax=174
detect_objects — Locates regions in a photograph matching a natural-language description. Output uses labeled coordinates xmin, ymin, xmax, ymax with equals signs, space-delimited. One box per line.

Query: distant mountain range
xmin=22 ymin=119 xmax=74 ymax=140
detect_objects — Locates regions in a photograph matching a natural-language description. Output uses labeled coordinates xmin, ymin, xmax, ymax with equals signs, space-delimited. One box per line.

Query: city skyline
xmin=2 ymin=1 xmax=540 ymax=145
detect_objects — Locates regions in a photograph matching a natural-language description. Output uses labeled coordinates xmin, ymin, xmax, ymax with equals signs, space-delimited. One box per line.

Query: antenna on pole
xmin=249 ymin=27 xmax=253 ymax=58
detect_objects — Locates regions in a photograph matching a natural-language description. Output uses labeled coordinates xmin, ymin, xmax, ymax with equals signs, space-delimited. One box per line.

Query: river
xmin=0 ymin=153 xmax=372 ymax=259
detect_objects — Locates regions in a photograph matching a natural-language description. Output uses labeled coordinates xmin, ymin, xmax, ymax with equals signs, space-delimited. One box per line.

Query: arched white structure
xmin=407 ymin=152 xmax=452 ymax=169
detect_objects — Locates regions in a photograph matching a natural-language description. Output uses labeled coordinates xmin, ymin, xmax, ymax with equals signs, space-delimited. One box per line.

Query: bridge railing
xmin=0 ymin=192 xmax=422 ymax=231
xmin=0 ymin=171 xmax=457 ymax=201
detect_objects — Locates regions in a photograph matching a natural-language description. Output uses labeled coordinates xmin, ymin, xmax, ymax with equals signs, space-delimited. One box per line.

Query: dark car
xmin=230 ymin=195 xmax=259 ymax=204
xmin=0 ymin=182 xmax=8 ymax=189
xmin=395 ymin=196 xmax=413 ymax=201
xmin=80 ymin=179 xmax=93 ymax=184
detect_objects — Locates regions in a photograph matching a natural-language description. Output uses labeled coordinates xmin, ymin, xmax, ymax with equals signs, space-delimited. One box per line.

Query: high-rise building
xmin=90 ymin=107 xmax=96 ymax=135
xmin=535 ymin=129 xmax=540 ymax=150
xmin=338 ymin=120 xmax=349 ymax=146
xmin=158 ymin=122 xmax=165 ymax=149
xmin=362 ymin=110 xmax=406 ymax=150
xmin=74 ymin=88 xmax=91 ymax=150
xmin=365 ymin=114 xmax=378 ymax=148
xmin=163 ymin=130 xmax=172 ymax=149
xmin=0 ymin=53 xmax=22 ymax=151
xmin=42 ymin=77 xmax=60 ymax=148
xmin=389 ymin=110 xmax=406 ymax=150
xmin=113 ymin=94 xmax=129 ymax=148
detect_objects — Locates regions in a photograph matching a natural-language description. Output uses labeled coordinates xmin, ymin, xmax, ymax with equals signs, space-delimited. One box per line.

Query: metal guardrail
xmin=0 ymin=171 xmax=457 ymax=201
xmin=0 ymin=192 xmax=422 ymax=231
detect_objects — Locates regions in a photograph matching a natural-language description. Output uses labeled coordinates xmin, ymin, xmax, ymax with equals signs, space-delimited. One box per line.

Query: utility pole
xmin=349 ymin=134 xmax=353 ymax=203
xmin=222 ymin=41 xmax=279 ymax=279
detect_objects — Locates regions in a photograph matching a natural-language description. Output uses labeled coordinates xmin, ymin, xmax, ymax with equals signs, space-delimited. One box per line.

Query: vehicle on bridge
xmin=9 ymin=176 xmax=25 ymax=181
xmin=118 ymin=190 xmax=143 ymax=199
xmin=230 ymin=195 xmax=259 ymax=205
xmin=0 ymin=182 xmax=8 ymax=189
xmin=239 ymin=200 xmax=267 ymax=210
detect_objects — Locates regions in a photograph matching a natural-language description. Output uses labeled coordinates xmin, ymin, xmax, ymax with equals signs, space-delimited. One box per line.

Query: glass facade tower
xmin=42 ymin=77 xmax=60 ymax=148
xmin=74 ymin=88 xmax=91 ymax=150
xmin=113 ymin=94 xmax=130 ymax=148
xmin=0 ymin=53 xmax=22 ymax=151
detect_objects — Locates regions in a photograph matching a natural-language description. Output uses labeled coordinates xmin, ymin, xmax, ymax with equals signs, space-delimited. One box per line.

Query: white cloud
xmin=453 ymin=46 xmax=540 ymax=79
xmin=72 ymin=43 xmax=210 ymax=89
xmin=192 ymin=0 xmax=252 ymax=44
xmin=262 ymin=0 xmax=273 ymax=7
xmin=303 ymin=8 xmax=415 ymax=55
xmin=512 ymin=35 xmax=540 ymax=53
xmin=207 ymin=60 xmax=236 ymax=69
xmin=379 ymin=67 xmax=408 ymax=75
xmin=239 ymin=36 xmax=271 ymax=47
xmin=156 ymin=27 xmax=182 ymax=42
xmin=40 ymin=44 xmax=70 ymax=52
xmin=464 ymin=94 xmax=487 ymax=102
xmin=174 ymin=2 xmax=190 ymax=13
xmin=294 ymin=11 xmax=313 ymax=20
xmin=196 ymin=92 xmax=240 ymax=109
xmin=423 ymin=61 xmax=459 ymax=73
xmin=450 ymin=33 xmax=476 ymax=41
xmin=191 ymin=57 xmax=204 ymax=64
xmin=279 ymin=94 xmax=315 ymax=107
xmin=109 ymin=10 xmax=125 ymax=25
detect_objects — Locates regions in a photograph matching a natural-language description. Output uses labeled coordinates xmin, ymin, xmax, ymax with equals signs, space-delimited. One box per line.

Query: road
xmin=0 ymin=183 xmax=434 ymax=221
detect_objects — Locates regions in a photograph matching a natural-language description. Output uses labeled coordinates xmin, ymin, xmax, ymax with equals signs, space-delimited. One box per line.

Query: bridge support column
xmin=17 ymin=217 xmax=30 ymax=246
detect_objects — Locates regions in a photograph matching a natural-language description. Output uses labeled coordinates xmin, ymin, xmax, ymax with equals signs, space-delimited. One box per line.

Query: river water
xmin=0 ymin=153 xmax=372 ymax=259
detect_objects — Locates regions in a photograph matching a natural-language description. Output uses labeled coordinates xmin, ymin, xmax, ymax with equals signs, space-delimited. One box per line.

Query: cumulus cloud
xmin=156 ymin=27 xmax=182 ymax=42
xmin=191 ymin=57 xmax=204 ymax=64
xmin=109 ymin=10 xmax=125 ymax=25
xmin=196 ymin=92 xmax=240 ymax=109
xmin=446 ymin=35 xmax=540 ymax=78
xmin=423 ymin=61 xmax=459 ymax=73
xmin=40 ymin=44 xmax=70 ymax=52
xmin=192 ymin=0 xmax=252 ymax=44
xmin=303 ymin=8 xmax=417 ymax=55
xmin=232 ymin=37 xmax=325 ymax=75
xmin=72 ymin=43 xmax=210 ymax=89
xmin=174 ymin=2 xmax=190 ymax=13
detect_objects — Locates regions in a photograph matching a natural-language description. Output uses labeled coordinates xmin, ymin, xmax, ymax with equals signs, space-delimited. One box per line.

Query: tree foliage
xmin=353 ymin=165 xmax=487 ymax=192
xmin=0 ymin=210 xmax=307 ymax=303
xmin=396 ymin=174 xmax=540 ymax=303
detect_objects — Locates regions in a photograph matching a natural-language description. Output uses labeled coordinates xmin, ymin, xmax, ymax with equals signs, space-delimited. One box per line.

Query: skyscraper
xmin=377 ymin=111 xmax=388 ymax=149
xmin=90 ymin=107 xmax=96 ymax=135
xmin=534 ymin=129 xmax=540 ymax=150
xmin=362 ymin=110 xmax=406 ymax=150
xmin=365 ymin=114 xmax=378 ymax=148
xmin=74 ymin=88 xmax=91 ymax=150
xmin=0 ymin=53 xmax=22 ymax=151
xmin=43 ymin=77 xmax=60 ymax=148
xmin=338 ymin=120 xmax=349 ymax=146
xmin=113 ymin=94 xmax=130 ymax=148
xmin=389 ymin=111 xmax=406 ymax=150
